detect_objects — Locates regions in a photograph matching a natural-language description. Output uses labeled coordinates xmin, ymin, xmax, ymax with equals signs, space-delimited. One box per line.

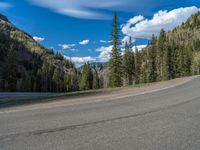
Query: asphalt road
xmin=0 ymin=77 xmax=200 ymax=150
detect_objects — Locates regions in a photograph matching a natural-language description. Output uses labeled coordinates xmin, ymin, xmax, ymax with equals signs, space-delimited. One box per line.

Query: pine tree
xmin=140 ymin=49 xmax=149 ymax=83
xmin=99 ymin=74 xmax=104 ymax=88
xmin=79 ymin=63 xmax=93 ymax=90
xmin=108 ymin=13 xmax=123 ymax=87
xmin=93 ymin=69 xmax=99 ymax=89
xmin=123 ymin=37 xmax=135 ymax=85
xmin=36 ymin=69 xmax=42 ymax=92
xmin=41 ymin=60 xmax=49 ymax=92
xmin=52 ymin=67 xmax=60 ymax=92
xmin=185 ymin=47 xmax=192 ymax=76
xmin=71 ymin=68 xmax=79 ymax=91
xmin=166 ymin=41 xmax=174 ymax=79
xmin=157 ymin=29 xmax=167 ymax=80
xmin=135 ymin=46 xmax=141 ymax=84
xmin=5 ymin=44 xmax=17 ymax=91
xmin=64 ymin=74 xmax=69 ymax=92
xmin=149 ymin=34 xmax=157 ymax=82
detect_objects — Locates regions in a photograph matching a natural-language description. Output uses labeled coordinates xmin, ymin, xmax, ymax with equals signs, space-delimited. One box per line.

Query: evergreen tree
xmin=71 ymin=68 xmax=79 ymax=91
xmin=36 ymin=69 xmax=42 ymax=92
xmin=157 ymin=29 xmax=167 ymax=80
xmin=135 ymin=46 xmax=141 ymax=84
xmin=140 ymin=49 xmax=149 ymax=83
xmin=166 ymin=42 xmax=174 ymax=79
xmin=185 ymin=47 xmax=192 ymax=76
xmin=41 ymin=60 xmax=49 ymax=92
xmin=52 ymin=67 xmax=63 ymax=92
xmin=123 ymin=37 xmax=135 ymax=85
xmin=52 ymin=67 xmax=60 ymax=92
xmin=93 ymin=70 xmax=100 ymax=89
xmin=79 ymin=63 xmax=93 ymax=90
xmin=99 ymin=74 xmax=104 ymax=88
xmin=149 ymin=34 xmax=157 ymax=82
xmin=4 ymin=44 xmax=17 ymax=91
xmin=108 ymin=13 xmax=123 ymax=87
xmin=64 ymin=74 xmax=69 ymax=92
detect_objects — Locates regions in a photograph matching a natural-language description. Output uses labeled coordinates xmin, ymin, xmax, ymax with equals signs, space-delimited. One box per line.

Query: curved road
xmin=1 ymin=77 xmax=200 ymax=150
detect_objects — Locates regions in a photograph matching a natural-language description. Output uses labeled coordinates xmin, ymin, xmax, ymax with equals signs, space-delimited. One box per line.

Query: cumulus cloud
xmin=33 ymin=36 xmax=45 ymax=42
xmin=58 ymin=44 xmax=75 ymax=50
xmin=99 ymin=40 xmax=109 ymax=43
xmin=65 ymin=56 xmax=96 ymax=67
xmin=96 ymin=46 xmax=112 ymax=62
xmin=64 ymin=44 xmax=147 ymax=66
xmin=70 ymin=48 xmax=78 ymax=52
xmin=132 ymin=45 xmax=147 ymax=51
xmin=79 ymin=40 xmax=90 ymax=45
xmin=0 ymin=2 xmax=12 ymax=9
xmin=122 ymin=6 xmax=200 ymax=40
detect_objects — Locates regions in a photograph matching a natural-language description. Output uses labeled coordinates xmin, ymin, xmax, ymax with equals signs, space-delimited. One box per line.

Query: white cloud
xmin=70 ymin=48 xmax=78 ymax=52
xmin=96 ymin=46 xmax=112 ymax=62
xmin=65 ymin=56 xmax=96 ymax=67
xmin=128 ymin=15 xmax=144 ymax=24
xmin=79 ymin=40 xmax=90 ymax=45
xmin=122 ymin=36 xmax=136 ymax=45
xmin=132 ymin=45 xmax=147 ymax=51
xmin=64 ymin=44 xmax=147 ymax=67
xmin=100 ymin=40 xmax=108 ymax=43
xmin=58 ymin=44 xmax=75 ymax=49
xmin=0 ymin=2 xmax=12 ymax=9
xmin=122 ymin=6 xmax=200 ymax=40
xmin=33 ymin=36 xmax=45 ymax=42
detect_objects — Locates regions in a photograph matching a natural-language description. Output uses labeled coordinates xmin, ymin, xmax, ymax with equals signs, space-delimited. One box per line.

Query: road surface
xmin=0 ymin=77 xmax=200 ymax=150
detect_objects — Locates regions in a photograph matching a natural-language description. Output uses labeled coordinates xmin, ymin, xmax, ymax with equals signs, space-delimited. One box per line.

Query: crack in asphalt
xmin=0 ymin=96 xmax=200 ymax=140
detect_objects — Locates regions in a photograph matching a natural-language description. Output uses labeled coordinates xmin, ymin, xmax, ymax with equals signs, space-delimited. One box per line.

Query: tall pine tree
xmin=149 ymin=34 xmax=157 ymax=82
xmin=135 ymin=46 xmax=141 ymax=84
xmin=108 ymin=13 xmax=123 ymax=87
xmin=79 ymin=63 xmax=93 ymax=91
xmin=5 ymin=44 xmax=17 ymax=91
xmin=157 ymin=29 xmax=167 ymax=80
xmin=123 ymin=37 xmax=135 ymax=85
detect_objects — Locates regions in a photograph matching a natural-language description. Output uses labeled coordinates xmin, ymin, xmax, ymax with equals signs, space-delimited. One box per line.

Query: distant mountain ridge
xmin=78 ymin=62 xmax=108 ymax=72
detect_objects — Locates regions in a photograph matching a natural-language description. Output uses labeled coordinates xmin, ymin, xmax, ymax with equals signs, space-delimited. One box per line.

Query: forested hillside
xmin=106 ymin=12 xmax=200 ymax=87
xmin=0 ymin=14 xmax=79 ymax=92
xmin=137 ymin=12 xmax=200 ymax=84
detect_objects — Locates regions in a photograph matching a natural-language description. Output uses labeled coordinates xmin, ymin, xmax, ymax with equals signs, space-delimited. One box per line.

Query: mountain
xmin=78 ymin=62 xmax=107 ymax=72
xmin=0 ymin=14 xmax=79 ymax=92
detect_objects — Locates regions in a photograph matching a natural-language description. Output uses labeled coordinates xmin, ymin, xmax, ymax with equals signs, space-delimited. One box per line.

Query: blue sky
xmin=0 ymin=0 xmax=200 ymax=66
